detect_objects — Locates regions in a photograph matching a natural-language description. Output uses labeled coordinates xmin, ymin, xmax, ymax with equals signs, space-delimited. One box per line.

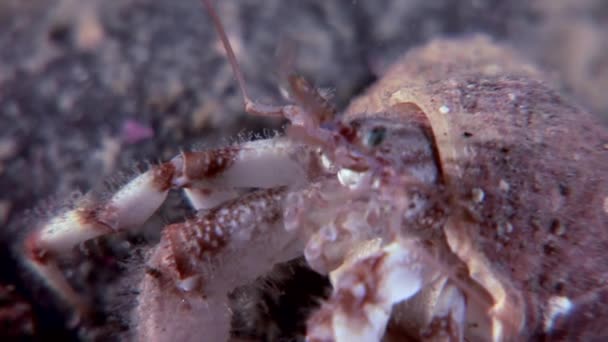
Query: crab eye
xmin=365 ymin=126 xmax=387 ymax=147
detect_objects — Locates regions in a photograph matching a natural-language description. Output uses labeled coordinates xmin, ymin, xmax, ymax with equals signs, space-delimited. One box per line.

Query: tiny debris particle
xmin=499 ymin=179 xmax=510 ymax=192
xmin=76 ymin=12 xmax=105 ymax=51
xmin=496 ymin=223 xmax=503 ymax=235
xmin=0 ymin=200 xmax=11 ymax=225
xmin=497 ymin=221 xmax=513 ymax=236
xmin=471 ymin=188 xmax=485 ymax=203
xmin=544 ymin=296 xmax=574 ymax=332
xmin=121 ymin=119 xmax=154 ymax=144
xmin=550 ymin=219 xmax=566 ymax=236
xmin=439 ymin=105 xmax=450 ymax=114
xmin=191 ymin=101 xmax=218 ymax=131
xmin=508 ymin=93 xmax=517 ymax=101
xmin=0 ymin=137 xmax=18 ymax=161
xmin=94 ymin=136 xmax=121 ymax=174
xmin=0 ymin=284 xmax=35 ymax=336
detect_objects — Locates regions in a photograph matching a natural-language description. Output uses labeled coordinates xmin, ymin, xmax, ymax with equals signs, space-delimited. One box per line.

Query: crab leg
xmin=174 ymin=138 xmax=318 ymax=190
xmin=136 ymin=187 xmax=305 ymax=342
xmin=23 ymin=162 xmax=177 ymax=316
xmin=176 ymin=137 xmax=320 ymax=209
xmin=161 ymin=187 xmax=303 ymax=287
xmin=421 ymin=282 xmax=467 ymax=341
xmin=306 ymin=239 xmax=437 ymax=342
xmin=23 ymin=137 xmax=318 ymax=317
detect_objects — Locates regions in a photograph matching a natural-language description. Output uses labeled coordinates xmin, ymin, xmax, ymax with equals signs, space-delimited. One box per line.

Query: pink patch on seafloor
xmin=121 ymin=119 xmax=154 ymax=144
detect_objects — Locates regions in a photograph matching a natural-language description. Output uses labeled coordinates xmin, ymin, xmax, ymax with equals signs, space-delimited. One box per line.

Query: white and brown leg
xmin=306 ymin=239 xmax=439 ymax=342
xmin=23 ymin=161 xmax=177 ymax=316
xmin=135 ymin=187 xmax=305 ymax=342
xmin=178 ymin=136 xmax=321 ymax=210
xmin=175 ymin=137 xmax=320 ymax=191
xmin=419 ymin=281 xmax=467 ymax=342
xmin=385 ymin=276 xmax=470 ymax=342
xmin=23 ymin=137 xmax=319 ymax=317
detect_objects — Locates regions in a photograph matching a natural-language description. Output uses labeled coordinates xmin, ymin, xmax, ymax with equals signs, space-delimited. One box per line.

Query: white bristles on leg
xmin=101 ymin=165 xmax=173 ymax=229
xmin=222 ymin=139 xmax=311 ymax=188
xmin=181 ymin=138 xmax=317 ymax=190
xmin=22 ymin=162 xmax=176 ymax=319
xmin=33 ymin=163 xmax=174 ymax=255
xmin=36 ymin=208 xmax=111 ymax=254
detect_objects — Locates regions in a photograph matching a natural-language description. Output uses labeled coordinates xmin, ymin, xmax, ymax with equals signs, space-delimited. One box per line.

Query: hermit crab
xmin=22 ymin=0 xmax=608 ymax=341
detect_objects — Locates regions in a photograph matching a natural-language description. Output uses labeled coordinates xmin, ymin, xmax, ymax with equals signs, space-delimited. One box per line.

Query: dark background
xmin=1 ymin=0 xmax=607 ymax=340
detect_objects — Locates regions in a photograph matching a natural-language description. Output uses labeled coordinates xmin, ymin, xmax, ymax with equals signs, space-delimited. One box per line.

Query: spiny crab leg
xmin=136 ymin=187 xmax=305 ymax=342
xmin=23 ymin=137 xmax=318 ymax=318
xmin=157 ymin=187 xmax=301 ymax=290
xmin=306 ymin=239 xmax=467 ymax=342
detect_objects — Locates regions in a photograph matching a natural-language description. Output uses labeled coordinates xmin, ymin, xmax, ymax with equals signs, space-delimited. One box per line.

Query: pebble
xmin=0 ymin=200 xmax=11 ymax=225
xmin=0 ymin=138 xmax=18 ymax=161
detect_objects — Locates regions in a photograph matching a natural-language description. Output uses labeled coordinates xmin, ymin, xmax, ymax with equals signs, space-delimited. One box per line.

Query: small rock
xmin=497 ymin=221 xmax=514 ymax=236
xmin=0 ymin=138 xmax=18 ymax=161
xmin=0 ymin=283 xmax=35 ymax=337
xmin=550 ymin=219 xmax=566 ymax=236
xmin=499 ymin=179 xmax=510 ymax=192
xmin=191 ymin=100 xmax=219 ymax=131
xmin=94 ymin=136 xmax=121 ymax=174
xmin=471 ymin=188 xmax=485 ymax=203
xmin=76 ymin=11 xmax=104 ymax=51
xmin=0 ymin=200 xmax=11 ymax=225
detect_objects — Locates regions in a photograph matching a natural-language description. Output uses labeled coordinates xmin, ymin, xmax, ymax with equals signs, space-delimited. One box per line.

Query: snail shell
xmin=345 ymin=34 xmax=608 ymax=339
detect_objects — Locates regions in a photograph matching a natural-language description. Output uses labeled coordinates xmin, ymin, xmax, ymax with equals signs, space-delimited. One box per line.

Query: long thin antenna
xmin=201 ymin=0 xmax=286 ymax=118
xmin=201 ymin=0 xmax=251 ymax=103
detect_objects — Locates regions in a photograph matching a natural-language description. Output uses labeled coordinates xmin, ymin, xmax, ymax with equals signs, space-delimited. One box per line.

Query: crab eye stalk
xmin=365 ymin=126 xmax=387 ymax=148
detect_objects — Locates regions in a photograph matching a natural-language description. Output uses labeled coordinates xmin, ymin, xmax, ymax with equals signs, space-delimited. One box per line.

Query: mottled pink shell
xmin=345 ymin=35 xmax=608 ymax=339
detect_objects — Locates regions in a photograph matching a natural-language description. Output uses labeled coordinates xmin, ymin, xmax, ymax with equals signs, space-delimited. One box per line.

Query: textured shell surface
xmin=345 ymin=35 xmax=608 ymax=339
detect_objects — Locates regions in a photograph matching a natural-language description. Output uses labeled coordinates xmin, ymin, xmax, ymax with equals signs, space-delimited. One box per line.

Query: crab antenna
xmin=201 ymin=0 xmax=251 ymax=104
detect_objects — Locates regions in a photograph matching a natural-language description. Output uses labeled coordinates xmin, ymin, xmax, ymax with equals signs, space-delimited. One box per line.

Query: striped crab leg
xmin=23 ymin=137 xmax=320 ymax=317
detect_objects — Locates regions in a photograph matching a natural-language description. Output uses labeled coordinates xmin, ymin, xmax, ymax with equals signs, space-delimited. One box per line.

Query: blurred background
xmin=0 ymin=0 xmax=607 ymax=340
